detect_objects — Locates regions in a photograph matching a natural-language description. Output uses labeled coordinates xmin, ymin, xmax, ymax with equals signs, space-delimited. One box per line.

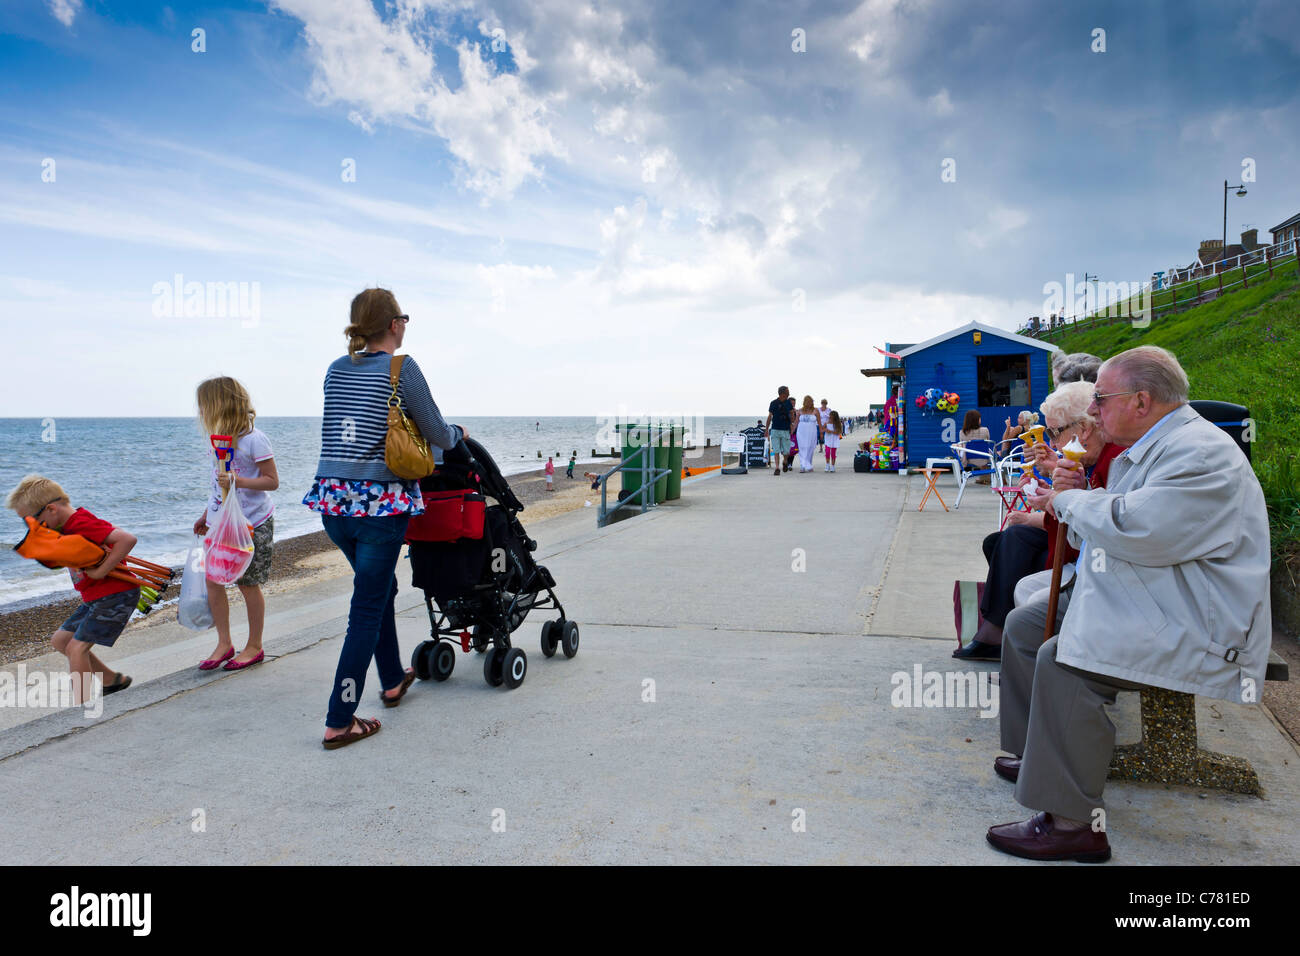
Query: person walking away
xmin=305 ymin=288 xmax=466 ymax=749
xmin=545 ymin=456 xmax=555 ymax=491
xmin=824 ymin=410 xmax=842 ymax=471
xmin=193 ymin=377 xmax=279 ymax=670
xmin=765 ymin=386 xmax=795 ymax=476
xmin=566 ymin=455 xmax=575 ymax=479
xmin=795 ymin=395 xmax=821 ymax=473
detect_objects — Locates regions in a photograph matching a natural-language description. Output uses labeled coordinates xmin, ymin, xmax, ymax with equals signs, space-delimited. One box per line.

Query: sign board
xmin=721 ymin=433 xmax=746 ymax=453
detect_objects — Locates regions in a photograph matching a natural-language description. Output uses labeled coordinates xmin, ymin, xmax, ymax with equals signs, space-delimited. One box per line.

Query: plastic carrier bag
xmin=178 ymin=537 xmax=214 ymax=630
xmin=203 ymin=489 xmax=255 ymax=585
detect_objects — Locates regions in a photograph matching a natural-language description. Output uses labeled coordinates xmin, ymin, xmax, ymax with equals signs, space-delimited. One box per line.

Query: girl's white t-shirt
xmin=207 ymin=427 xmax=275 ymax=527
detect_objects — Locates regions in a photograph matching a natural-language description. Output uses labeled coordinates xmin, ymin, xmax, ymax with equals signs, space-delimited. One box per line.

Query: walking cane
xmin=1043 ymin=445 xmax=1085 ymax=643
xmin=1044 ymin=522 xmax=1067 ymax=643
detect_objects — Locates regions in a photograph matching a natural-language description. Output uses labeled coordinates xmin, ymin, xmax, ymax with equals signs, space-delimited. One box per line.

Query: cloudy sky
xmin=1 ymin=0 xmax=1298 ymax=418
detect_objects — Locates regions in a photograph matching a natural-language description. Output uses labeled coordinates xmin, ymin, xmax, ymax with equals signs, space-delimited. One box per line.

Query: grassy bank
xmin=1044 ymin=269 xmax=1300 ymax=581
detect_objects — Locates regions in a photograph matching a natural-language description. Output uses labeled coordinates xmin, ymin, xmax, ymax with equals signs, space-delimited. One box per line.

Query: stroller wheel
xmin=412 ymin=640 xmax=436 ymax=680
xmin=502 ymin=647 xmax=527 ymax=689
xmin=540 ymin=621 xmax=558 ymax=658
xmin=431 ymin=642 xmax=456 ymax=682
xmin=561 ymin=621 xmax=580 ymax=659
xmin=483 ymin=647 xmax=505 ymax=687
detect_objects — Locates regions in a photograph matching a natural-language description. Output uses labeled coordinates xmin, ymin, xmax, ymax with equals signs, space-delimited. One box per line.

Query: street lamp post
xmin=1223 ymin=179 xmax=1247 ymax=271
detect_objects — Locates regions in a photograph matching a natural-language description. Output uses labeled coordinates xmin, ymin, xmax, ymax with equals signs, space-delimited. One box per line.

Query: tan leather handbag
xmin=385 ymin=355 xmax=434 ymax=479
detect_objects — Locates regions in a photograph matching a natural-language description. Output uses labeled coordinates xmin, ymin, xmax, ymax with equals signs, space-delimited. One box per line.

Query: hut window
xmin=977 ymin=354 xmax=1030 ymax=406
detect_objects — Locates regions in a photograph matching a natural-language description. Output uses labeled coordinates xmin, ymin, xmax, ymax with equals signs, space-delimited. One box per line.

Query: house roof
xmin=1269 ymin=211 xmax=1300 ymax=233
xmin=896 ymin=320 xmax=1061 ymax=359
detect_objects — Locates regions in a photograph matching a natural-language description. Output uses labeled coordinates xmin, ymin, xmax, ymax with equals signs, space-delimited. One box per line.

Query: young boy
xmin=566 ymin=455 xmax=575 ymax=479
xmin=6 ymin=476 xmax=138 ymax=704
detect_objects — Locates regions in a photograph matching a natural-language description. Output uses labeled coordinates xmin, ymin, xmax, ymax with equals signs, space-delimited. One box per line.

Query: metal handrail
xmin=597 ymin=442 xmax=673 ymax=527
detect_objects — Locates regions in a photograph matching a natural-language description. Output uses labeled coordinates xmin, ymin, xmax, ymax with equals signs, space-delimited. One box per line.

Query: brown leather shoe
xmin=986 ymin=812 xmax=1111 ymax=862
xmin=994 ymin=755 xmax=1021 ymax=783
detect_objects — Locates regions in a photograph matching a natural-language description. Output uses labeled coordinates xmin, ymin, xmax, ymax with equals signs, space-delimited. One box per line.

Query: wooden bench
xmin=1107 ymin=647 xmax=1290 ymax=795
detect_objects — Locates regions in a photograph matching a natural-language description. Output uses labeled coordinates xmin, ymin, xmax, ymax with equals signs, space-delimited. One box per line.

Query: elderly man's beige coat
xmin=1053 ymin=404 xmax=1271 ymax=702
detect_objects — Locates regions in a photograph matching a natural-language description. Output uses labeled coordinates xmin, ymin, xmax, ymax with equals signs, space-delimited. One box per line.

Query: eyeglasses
xmin=391 ymin=314 xmax=409 ymax=325
xmin=30 ymin=500 xmax=57 ymax=523
xmin=1046 ymin=421 xmax=1082 ymax=441
xmin=1092 ymin=390 xmax=1136 ymax=406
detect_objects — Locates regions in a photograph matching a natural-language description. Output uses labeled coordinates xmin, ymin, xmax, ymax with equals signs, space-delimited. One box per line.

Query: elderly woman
xmin=953 ymin=381 xmax=1123 ymax=660
xmin=1001 ymin=409 xmax=1037 ymax=446
xmin=1053 ymin=351 xmax=1102 ymax=385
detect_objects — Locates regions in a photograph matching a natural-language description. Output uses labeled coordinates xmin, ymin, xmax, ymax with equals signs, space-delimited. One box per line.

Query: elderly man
xmin=987 ymin=346 xmax=1271 ymax=862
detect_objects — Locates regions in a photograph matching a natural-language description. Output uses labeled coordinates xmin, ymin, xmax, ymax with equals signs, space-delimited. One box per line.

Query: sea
xmin=0 ymin=416 xmax=764 ymax=611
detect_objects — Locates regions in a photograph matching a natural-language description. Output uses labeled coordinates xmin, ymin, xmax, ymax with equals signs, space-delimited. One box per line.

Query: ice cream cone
xmin=1061 ymin=436 xmax=1086 ymax=462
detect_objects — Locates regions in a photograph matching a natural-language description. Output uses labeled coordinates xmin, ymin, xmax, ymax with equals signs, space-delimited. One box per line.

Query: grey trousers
xmin=1000 ymin=583 xmax=1145 ymax=823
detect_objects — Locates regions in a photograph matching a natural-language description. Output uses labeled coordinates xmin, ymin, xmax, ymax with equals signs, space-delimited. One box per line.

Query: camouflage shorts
xmin=60 ymin=587 xmax=141 ymax=647
xmin=236 ymin=516 xmax=275 ymax=587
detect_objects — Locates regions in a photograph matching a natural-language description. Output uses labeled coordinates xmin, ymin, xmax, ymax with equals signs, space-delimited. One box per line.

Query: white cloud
xmin=961 ymin=206 xmax=1030 ymax=250
xmin=47 ymin=0 xmax=82 ymax=27
xmin=640 ymin=146 xmax=673 ymax=183
xmin=928 ymin=88 xmax=954 ymax=116
xmin=271 ymin=0 xmax=563 ymax=199
xmin=850 ymin=33 xmax=876 ymax=61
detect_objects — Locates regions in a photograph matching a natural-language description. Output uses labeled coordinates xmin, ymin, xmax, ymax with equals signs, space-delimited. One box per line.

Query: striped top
xmin=314 ymin=351 xmax=462 ymax=481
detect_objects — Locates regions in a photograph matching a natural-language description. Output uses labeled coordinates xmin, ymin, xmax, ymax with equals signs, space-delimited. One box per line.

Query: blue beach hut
xmin=896 ymin=321 xmax=1059 ymax=466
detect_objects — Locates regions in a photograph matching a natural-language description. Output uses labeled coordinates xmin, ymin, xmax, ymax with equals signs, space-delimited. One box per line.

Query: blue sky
xmin=1 ymin=0 xmax=1298 ymax=418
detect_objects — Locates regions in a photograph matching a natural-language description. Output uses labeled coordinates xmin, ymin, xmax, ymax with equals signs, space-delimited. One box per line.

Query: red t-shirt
xmin=60 ymin=508 xmax=137 ymax=603
xmin=1043 ymin=442 xmax=1125 ymax=569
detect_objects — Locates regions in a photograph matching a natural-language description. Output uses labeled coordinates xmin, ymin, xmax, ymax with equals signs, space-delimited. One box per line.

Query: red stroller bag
xmin=406 ymin=490 xmax=486 ymax=542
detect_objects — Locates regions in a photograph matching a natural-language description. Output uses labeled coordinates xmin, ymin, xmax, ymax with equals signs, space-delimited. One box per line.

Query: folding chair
xmin=948 ymin=439 xmax=997 ymax=509
xmin=994 ymin=447 xmax=1025 ymax=487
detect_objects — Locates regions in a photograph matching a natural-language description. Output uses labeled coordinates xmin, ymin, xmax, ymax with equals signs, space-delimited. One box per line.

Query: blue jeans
xmin=321 ymin=513 xmax=410 ymax=728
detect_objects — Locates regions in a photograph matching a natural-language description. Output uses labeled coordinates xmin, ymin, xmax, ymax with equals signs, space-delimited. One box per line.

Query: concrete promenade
xmin=2 ymin=464 xmax=1297 ymax=864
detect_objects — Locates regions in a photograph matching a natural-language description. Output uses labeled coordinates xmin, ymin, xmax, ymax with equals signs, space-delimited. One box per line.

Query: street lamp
xmin=1224 ymin=179 xmax=1247 ymax=270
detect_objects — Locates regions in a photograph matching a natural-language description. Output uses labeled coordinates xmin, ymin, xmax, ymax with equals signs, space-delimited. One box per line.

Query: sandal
xmin=322 ymin=716 xmax=381 ymax=750
xmin=103 ymin=672 xmax=132 ymax=695
xmin=380 ymin=668 xmax=416 ymax=708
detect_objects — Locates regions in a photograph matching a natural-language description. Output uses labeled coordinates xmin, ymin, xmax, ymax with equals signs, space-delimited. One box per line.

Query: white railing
xmin=1022 ymin=234 xmax=1298 ymax=337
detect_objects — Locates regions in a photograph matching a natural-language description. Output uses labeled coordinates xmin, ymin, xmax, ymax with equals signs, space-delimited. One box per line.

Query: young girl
xmin=823 ymin=410 xmax=842 ymax=471
xmin=193 ymin=377 xmax=279 ymax=671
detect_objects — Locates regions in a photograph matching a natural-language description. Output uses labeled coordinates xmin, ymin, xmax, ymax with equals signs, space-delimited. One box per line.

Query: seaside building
xmin=1270 ymin=211 xmax=1300 ymax=256
xmin=888 ymin=322 xmax=1058 ymax=466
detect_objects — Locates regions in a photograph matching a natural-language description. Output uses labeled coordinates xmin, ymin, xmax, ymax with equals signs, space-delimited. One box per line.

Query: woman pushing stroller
xmin=303 ymin=288 xmax=467 ymax=750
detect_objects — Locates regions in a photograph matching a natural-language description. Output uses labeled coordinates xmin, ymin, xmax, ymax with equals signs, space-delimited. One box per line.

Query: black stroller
xmin=406 ymin=437 xmax=578 ymax=690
